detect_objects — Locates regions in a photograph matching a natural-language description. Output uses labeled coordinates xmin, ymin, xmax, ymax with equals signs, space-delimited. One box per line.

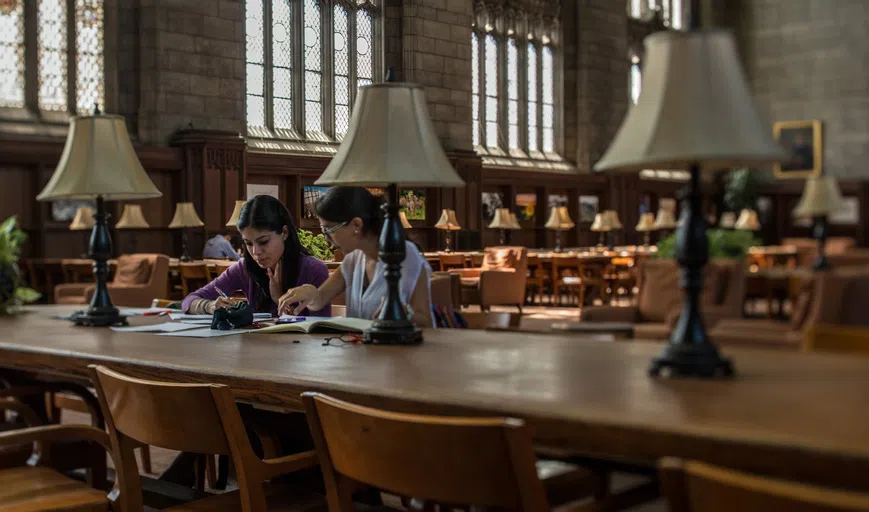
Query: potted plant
xmin=0 ymin=216 xmax=40 ymax=315
xmin=297 ymin=229 xmax=334 ymax=261
xmin=656 ymin=228 xmax=760 ymax=260
xmin=724 ymin=167 xmax=760 ymax=215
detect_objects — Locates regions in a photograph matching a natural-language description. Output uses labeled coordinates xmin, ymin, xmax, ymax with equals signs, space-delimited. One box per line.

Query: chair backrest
xmin=430 ymin=271 xmax=461 ymax=309
xmin=636 ymin=259 xmax=720 ymax=323
xmin=438 ymin=253 xmax=467 ymax=271
xmin=660 ymin=458 xmax=869 ymax=512
xmin=302 ymin=393 xmax=549 ymax=511
xmin=803 ymin=323 xmax=869 ymax=355
xmin=481 ymin=246 xmax=528 ymax=275
xmin=470 ymin=253 xmax=485 ymax=267
xmin=212 ymin=261 xmax=235 ymax=278
xmin=61 ymin=259 xmax=94 ymax=283
xmin=551 ymin=256 xmax=579 ymax=283
xmin=179 ymin=262 xmax=212 ymax=296
xmin=709 ymin=259 xmax=745 ymax=313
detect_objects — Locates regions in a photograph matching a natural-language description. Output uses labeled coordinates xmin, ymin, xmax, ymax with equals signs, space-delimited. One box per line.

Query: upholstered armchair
xmin=581 ymin=259 xmax=743 ymax=340
xmin=55 ymin=254 xmax=170 ymax=307
xmin=449 ymin=247 xmax=528 ymax=312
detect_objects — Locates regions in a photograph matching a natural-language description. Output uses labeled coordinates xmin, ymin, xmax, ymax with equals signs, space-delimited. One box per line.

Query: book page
xmin=255 ymin=317 xmax=373 ymax=334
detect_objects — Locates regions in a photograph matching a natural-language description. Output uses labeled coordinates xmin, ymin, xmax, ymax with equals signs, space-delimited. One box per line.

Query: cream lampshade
xmin=37 ymin=113 xmax=162 ymax=327
xmin=169 ymin=202 xmax=204 ymax=262
xmin=398 ymin=211 xmax=412 ymax=229
xmin=590 ymin=213 xmax=611 ymax=232
xmin=793 ymin=176 xmax=845 ymax=270
xmin=314 ymin=81 xmax=465 ymax=345
xmin=635 ymin=213 xmax=655 ymax=232
xmin=719 ymin=211 xmax=737 ymax=229
xmin=545 ymin=207 xmax=574 ymax=253
xmin=653 ymin=208 xmax=677 ymax=230
xmin=506 ymin=211 xmax=522 ymax=230
xmin=116 ymin=205 xmax=150 ymax=229
xmin=69 ymin=207 xmax=95 ymax=231
xmin=593 ymin=28 xmax=786 ymax=378
xmin=226 ymin=200 xmax=246 ymax=227
xmin=489 ymin=208 xmax=519 ymax=245
xmin=734 ymin=209 xmax=760 ymax=231
xmin=605 ymin=210 xmax=623 ymax=230
xmin=435 ymin=209 xmax=461 ymax=231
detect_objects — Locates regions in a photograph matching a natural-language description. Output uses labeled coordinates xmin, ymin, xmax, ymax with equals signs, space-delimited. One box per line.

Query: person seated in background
xmin=182 ymin=195 xmax=331 ymax=316
xmin=203 ymin=230 xmax=241 ymax=261
xmin=280 ymin=187 xmax=433 ymax=327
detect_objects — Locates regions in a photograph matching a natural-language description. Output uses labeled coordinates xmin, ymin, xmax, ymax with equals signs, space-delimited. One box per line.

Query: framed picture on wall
xmin=515 ymin=193 xmax=537 ymax=221
xmin=773 ymin=120 xmax=822 ymax=179
xmin=247 ymin=183 xmax=280 ymax=200
xmin=578 ymin=195 xmax=598 ymax=222
xmin=830 ymin=197 xmax=859 ymax=225
xmin=547 ymin=194 xmax=568 ymax=209
xmin=399 ymin=189 xmax=426 ymax=220
xmin=302 ymin=186 xmax=329 ymax=219
xmin=51 ymin=199 xmax=96 ymax=223
xmin=481 ymin=192 xmax=503 ymax=221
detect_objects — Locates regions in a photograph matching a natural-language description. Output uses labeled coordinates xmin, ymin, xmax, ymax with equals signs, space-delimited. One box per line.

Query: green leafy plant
xmin=0 ymin=216 xmax=40 ymax=315
xmin=298 ymin=229 xmax=334 ymax=261
xmin=656 ymin=228 xmax=760 ymax=260
xmin=724 ymin=167 xmax=760 ymax=213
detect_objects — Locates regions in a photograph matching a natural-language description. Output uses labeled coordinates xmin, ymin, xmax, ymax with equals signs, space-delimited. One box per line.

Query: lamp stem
xmin=643 ymin=231 xmax=651 ymax=247
xmin=443 ymin=230 xmax=452 ymax=252
xmin=554 ymin=231 xmax=563 ymax=253
xmin=597 ymin=231 xmax=606 ymax=247
xmin=812 ymin=215 xmax=829 ymax=270
xmin=649 ymin=163 xmax=733 ymax=378
xmin=363 ymin=183 xmax=422 ymax=345
xmin=71 ymin=195 xmax=124 ymax=326
xmin=500 ymin=229 xmax=507 ymax=246
xmin=180 ymin=229 xmax=192 ymax=262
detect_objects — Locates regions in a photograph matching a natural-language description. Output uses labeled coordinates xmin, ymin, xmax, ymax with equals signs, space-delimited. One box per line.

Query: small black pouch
xmin=211 ymin=301 xmax=253 ymax=330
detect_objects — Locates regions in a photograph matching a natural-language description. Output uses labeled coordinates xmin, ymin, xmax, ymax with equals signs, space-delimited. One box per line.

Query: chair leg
xmin=206 ymin=455 xmax=217 ymax=490
xmin=215 ymin=454 xmax=230 ymax=490
xmin=138 ymin=444 xmax=152 ymax=474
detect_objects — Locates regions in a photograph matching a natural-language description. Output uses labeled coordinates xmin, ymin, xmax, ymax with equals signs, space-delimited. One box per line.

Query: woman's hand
xmin=278 ymin=284 xmax=319 ymax=316
xmin=206 ymin=296 xmax=236 ymax=314
xmin=267 ymin=260 xmax=282 ymax=305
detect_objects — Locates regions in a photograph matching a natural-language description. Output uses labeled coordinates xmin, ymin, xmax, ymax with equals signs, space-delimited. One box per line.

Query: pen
xmin=214 ymin=287 xmax=230 ymax=299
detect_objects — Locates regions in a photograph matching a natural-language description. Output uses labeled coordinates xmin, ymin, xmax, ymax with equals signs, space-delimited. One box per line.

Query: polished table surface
xmin=1 ymin=306 xmax=868 ymax=490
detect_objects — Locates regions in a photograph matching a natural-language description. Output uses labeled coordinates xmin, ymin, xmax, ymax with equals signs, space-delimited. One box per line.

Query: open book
xmin=255 ymin=316 xmax=373 ymax=334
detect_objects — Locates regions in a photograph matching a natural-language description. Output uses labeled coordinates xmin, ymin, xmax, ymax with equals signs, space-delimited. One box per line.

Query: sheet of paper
xmin=157 ymin=328 xmax=252 ymax=338
xmin=178 ymin=319 xmax=215 ymax=325
xmin=120 ymin=307 xmax=174 ymax=316
xmin=111 ymin=322 xmax=202 ymax=333
xmin=168 ymin=312 xmax=273 ymax=321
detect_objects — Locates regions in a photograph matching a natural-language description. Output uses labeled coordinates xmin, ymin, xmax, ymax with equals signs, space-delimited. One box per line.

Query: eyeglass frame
xmin=320 ymin=220 xmax=350 ymax=244
xmin=321 ymin=333 xmax=362 ymax=347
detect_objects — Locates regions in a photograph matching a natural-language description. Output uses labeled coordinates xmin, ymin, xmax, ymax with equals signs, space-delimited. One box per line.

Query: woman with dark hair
xmin=279 ymin=187 xmax=432 ymax=327
xmin=182 ymin=195 xmax=331 ymax=316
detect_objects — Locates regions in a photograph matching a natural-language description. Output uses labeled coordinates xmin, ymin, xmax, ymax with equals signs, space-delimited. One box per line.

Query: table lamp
xmin=718 ymin=211 xmax=736 ymax=229
xmin=793 ymin=176 xmax=845 ymax=270
xmin=398 ymin=211 xmax=413 ymax=230
xmin=315 ymin=80 xmax=465 ymax=345
xmin=115 ymin=204 xmax=150 ymax=253
xmin=69 ymin=206 xmax=95 ymax=258
xmin=635 ymin=212 xmax=655 ymax=247
xmin=545 ymin=206 xmax=574 ymax=253
xmin=653 ymin=207 xmax=677 ymax=235
xmin=734 ymin=208 xmax=760 ymax=231
xmin=489 ymin=207 xmax=520 ymax=245
xmin=169 ymin=202 xmax=204 ymax=262
xmin=604 ymin=210 xmax=623 ymax=249
xmin=507 ymin=211 xmax=522 ymax=230
xmin=37 ymin=113 xmax=162 ymax=327
xmin=594 ymin=24 xmax=786 ymax=378
xmin=590 ymin=212 xmax=612 ymax=247
xmin=226 ymin=200 xmax=245 ymax=227
xmin=434 ymin=209 xmax=462 ymax=252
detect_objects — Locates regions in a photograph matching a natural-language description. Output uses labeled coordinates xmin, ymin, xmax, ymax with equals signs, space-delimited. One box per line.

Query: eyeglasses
xmin=321 ymin=334 xmax=362 ymax=347
xmin=320 ymin=221 xmax=349 ymax=244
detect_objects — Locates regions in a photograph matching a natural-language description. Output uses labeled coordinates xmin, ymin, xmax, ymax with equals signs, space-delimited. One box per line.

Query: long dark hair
xmin=237 ymin=195 xmax=309 ymax=312
xmin=314 ymin=187 xmax=384 ymax=236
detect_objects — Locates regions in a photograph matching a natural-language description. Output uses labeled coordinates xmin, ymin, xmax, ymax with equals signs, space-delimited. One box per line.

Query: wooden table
xmin=2 ymin=306 xmax=869 ymax=491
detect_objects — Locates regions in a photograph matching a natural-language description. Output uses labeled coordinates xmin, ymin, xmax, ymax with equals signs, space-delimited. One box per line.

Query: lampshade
xmin=434 ymin=209 xmax=461 ymax=231
xmin=226 ymin=200 xmax=246 ymax=227
xmin=594 ymin=30 xmax=787 ymax=173
xmin=37 ymin=115 xmax=162 ymax=201
xmin=719 ymin=211 xmax=736 ymax=228
xmin=398 ymin=211 xmax=413 ymax=229
xmin=734 ymin=208 xmax=760 ymax=231
xmin=115 ymin=204 xmax=150 ymax=229
xmin=653 ymin=208 xmax=677 ymax=229
xmin=605 ymin=210 xmax=623 ymax=230
xmin=69 ymin=207 xmax=95 ymax=231
xmin=315 ymin=83 xmax=465 ymax=188
xmin=590 ymin=213 xmax=611 ymax=232
xmin=169 ymin=202 xmax=205 ymax=229
xmin=545 ymin=206 xmax=575 ymax=231
xmin=506 ymin=211 xmax=522 ymax=230
xmin=488 ymin=208 xmax=515 ymax=229
xmin=793 ymin=177 xmax=846 ymax=218
xmin=635 ymin=212 xmax=655 ymax=232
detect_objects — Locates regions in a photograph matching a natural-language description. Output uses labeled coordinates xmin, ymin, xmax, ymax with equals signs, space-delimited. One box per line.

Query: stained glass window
xmin=38 ymin=0 xmax=68 ymax=111
xmin=271 ymin=0 xmax=292 ymax=130
xmin=507 ymin=39 xmax=519 ymax=150
xmin=527 ymin=43 xmax=538 ymax=153
xmin=303 ymin=0 xmax=322 ymax=135
xmin=334 ymin=5 xmax=350 ymax=137
xmin=541 ymin=45 xmax=554 ymax=153
xmin=356 ymin=9 xmax=373 ymax=89
xmin=484 ymin=34 xmax=498 ymax=148
xmin=74 ymin=0 xmax=103 ymax=113
xmin=246 ymin=0 xmax=266 ymax=127
xmin=0 ymin=0 xmax=24 ymax=108
xmin=471 ymin=33 xmax=480 ymax=147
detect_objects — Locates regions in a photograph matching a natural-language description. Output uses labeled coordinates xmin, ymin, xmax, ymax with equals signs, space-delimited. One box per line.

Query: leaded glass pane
xmin=507 ymin=39 xmax=518 ymax=100
xmin=304 ymin=0 xmax=322 ymax=134
xmin=335 ymin=105 xmax=349 ymax=137
xmin=38 ymin=0 xmax=68 ymax=111
xmin=305 ymin=100 xmax=321 ymax=133
xmin=272 ymin=0 xmax=292 ymax=130
xmin=670 ymin=0 xmax=683 ymax=29
xmin=356 ymin=8 xmax=373 ymax=86
xmin=75 ymin=0 xmax=103 ymax=113
xmin=486 ymin=96 xmax=497 ymax=148
xmin=334 ymin=5 xmax=350 ymax=137
xmin=508 ymin=100 xmax=519 ymax=149
xmin=630 ymin=63 xmax=641 ymax=104
xmin=246 ymin=0 xmax=266 ymax=127
xmin=542 ymin=127 xmax=553 ymax=153
xmin=542 ymin=45 xmax=553 ymax=104
xmin=471 ymin=33 xmax=479 ymax=147
xmin=527 ymin=43 xmax=538 ymax=152
xmin=335 ymin=75 xmax=349 ymax=105
xmin=629 ymin=0 xmax=642 ymax=18
xmin=0 ymin=0 xmax=24 ymax=108
xmin=484 ymin=34 xmax=498 ymax=148
xmin=472 ymin=93 xmax=479 ymax=147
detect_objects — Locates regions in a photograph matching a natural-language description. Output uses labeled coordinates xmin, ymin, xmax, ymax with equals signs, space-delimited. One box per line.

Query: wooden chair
xmin=438 ymin=253 xmax=467 ymax=271
xmin=803 ymin=323 xmax=869 ymax=355
xmin=659 ymin=457 xmax=869 ymax=512
xmin=302 ymin=392 xmax=609 ymax=511
xmin=179 ymin=262 xmax=212 ymax=297
xmin=551 ymin=256 xmax=580 ymax=306
xmin=0 ymin=398 xmax=115 ymax=510
xmin=525 ymin=254 xmax=547 ymax=305
xmin=90 ymin=365 xmax=319 ymax=511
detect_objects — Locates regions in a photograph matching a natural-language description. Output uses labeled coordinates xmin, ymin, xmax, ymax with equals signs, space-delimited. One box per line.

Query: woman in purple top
xmin=182 ymin=195 xmax=330 ymax=317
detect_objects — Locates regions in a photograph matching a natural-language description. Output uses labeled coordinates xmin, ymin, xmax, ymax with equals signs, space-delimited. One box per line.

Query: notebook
xmin=254 ymin=317 xmax=373 ymax=334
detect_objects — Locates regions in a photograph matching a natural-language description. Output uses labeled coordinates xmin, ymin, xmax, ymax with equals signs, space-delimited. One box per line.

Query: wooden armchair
xmin=91 ymin=365 xmax=320 ymax=511
xmin=179 ymin=262 xmax=212 ymax=296
xmin=87 ymin=254 xmax=170 ymax=307
xmin=450 ymin=246 xmax=528 ymax=312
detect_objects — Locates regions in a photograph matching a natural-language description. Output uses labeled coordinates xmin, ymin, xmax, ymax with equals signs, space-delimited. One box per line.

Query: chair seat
xmin=459 ymin=277 xmax=480 ymax=287
xmin=0 ymin=466 xmax=108 ymax=511
xmin=537 ymin=459 xmax=604 ymax=506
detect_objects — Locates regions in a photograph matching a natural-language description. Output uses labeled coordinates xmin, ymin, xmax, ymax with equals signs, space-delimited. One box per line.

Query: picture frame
xmin=773 ymin=120 xmax=822 ymax=179
xmin=481 ymin=192 xmax=503 ymax=222
xmin=51 ymin=199 xmax=96 ymax=223
xmin=578 ymin=195 xmax=599 ymax=223
xmin=399 ymin=189 xmax=426 ymax=220
xmin=515 ymin=193 xmax=537 ymax=221
xmin=302 ymin=186 xmax=329 ymax=219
